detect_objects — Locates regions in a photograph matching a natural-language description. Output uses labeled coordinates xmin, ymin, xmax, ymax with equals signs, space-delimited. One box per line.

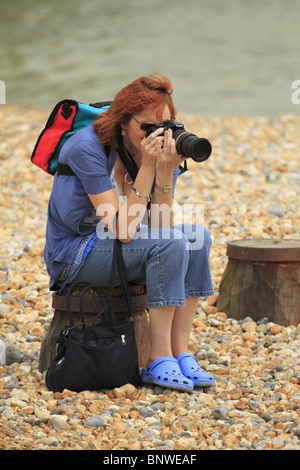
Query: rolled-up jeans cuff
xmin=147 ymin=300 xmax=187 ymax=309
xmin=185 ymin=290 xmax=215 ymax=298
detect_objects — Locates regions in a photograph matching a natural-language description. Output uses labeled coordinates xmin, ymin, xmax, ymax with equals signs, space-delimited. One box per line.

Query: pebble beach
xmin=0 ymin=104 xmax=300 ymax=451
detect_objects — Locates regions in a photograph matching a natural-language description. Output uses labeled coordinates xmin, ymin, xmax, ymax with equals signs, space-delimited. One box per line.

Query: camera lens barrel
xmin=174 ymin=130 xmax=212 ymax=162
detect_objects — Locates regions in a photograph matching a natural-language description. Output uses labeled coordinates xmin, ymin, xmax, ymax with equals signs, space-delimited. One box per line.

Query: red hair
xmin=93 ymin=74 xmax=176 ymax=148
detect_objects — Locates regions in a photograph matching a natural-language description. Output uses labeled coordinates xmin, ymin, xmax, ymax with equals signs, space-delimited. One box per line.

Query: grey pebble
xmin=211 ymin=405 xmax=229 ymax=420
xmin=84 ymin=415 xmax=107 ymax=428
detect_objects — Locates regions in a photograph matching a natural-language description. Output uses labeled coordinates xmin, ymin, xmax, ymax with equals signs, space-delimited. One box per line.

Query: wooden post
xmin=217 ymin=239 xmax=300 ymax=326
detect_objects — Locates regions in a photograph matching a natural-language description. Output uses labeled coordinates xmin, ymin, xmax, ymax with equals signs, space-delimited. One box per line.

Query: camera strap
xmin=116 ymin=132 xmax=139 ymax=182
xmin=179 ymin=160 xmax=188 ymax=175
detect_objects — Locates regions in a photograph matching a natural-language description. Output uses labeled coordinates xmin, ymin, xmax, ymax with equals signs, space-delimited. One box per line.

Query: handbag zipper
xmin=121 ymin=335 xmax=126 ymax=345
xmin=56 ymin=357 xmax=65 ymax=366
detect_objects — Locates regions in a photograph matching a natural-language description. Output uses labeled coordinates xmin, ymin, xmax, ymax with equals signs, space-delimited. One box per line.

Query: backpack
xmin=31 ymin=99 xmax=112 ymax=175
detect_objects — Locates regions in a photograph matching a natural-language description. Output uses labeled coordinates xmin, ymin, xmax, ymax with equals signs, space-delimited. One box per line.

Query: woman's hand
xmin=156 ymin=128 xmax=183 ymax=178
xmin=148 ymin=129 xmax=183 ymax=229
xmin=140 ymin=127 xmax=164 ymax=169
xmin=141 ymin=127 xmax=187 ymax=187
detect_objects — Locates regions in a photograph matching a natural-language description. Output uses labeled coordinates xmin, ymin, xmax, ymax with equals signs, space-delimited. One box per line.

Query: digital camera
xmin=144 ymin=120 xmax=211 ymax=162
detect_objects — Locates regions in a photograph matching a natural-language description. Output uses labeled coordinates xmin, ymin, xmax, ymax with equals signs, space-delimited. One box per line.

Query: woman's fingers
xmin=146 ymin=127 xmax=164 ymax=146
xmin=162 ymin=128 xmax=175 ymax=155
xmin=141 ymin=128 xmax=164 ymax=157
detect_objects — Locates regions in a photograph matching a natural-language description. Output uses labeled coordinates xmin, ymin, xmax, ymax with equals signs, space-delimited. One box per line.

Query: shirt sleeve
xmin=59 ymin=128 xmax=114 ymax=195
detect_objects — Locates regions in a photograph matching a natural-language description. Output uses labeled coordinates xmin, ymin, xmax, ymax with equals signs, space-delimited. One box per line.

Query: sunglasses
xmin=132 ymin=116 xmax=166 ymax=132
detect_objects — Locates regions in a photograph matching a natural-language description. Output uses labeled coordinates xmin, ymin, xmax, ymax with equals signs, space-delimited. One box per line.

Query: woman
xmin=44 ymin=74 xmax=215 ymax=392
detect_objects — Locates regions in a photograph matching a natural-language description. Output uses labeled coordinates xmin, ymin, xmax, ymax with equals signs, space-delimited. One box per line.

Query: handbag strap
xmin=66 ymin=281 xmax=89 ymax=327
xmin=65 ymin=235 xmax=118 ymax=328
xmin=78 ymin=284 xmax=107 ymax=325
xmin=115 ymin=238 xmax=134 ymax=321
xmin=77 ymin=236 xmax=119 ymax=328
xmin=106 ymin=235 xmax=119 ymax=309
xmin=65 ymin=237 xmax=134 ymax=330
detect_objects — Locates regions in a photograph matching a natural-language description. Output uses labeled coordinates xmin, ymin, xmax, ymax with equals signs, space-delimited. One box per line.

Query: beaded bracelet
xmin=131 ymin=185 xmax=151 ymax=203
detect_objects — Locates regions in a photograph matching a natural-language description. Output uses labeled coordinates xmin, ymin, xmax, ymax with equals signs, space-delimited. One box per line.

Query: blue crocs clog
xmin=177 ymin=353 xmax=216 ymax=387
xmin=141 ymin=356 xmax=194 ymax=393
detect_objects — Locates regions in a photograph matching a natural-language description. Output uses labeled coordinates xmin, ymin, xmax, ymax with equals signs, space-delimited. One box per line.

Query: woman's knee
xmin=157 ymin=227 xmax=191 ymax=252
xmin=173 ymin=224 xmax=212 ymax=251
xmin=147 ymin=228 xmax=190 ymax=270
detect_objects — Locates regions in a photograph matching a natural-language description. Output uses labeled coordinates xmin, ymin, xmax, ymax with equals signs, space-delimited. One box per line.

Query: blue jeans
xmin=72 ymin=224 xmax=214 ymax=308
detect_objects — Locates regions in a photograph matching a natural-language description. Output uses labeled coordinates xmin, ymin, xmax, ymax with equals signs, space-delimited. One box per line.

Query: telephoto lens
xmin=173 ymin=129 xmax=212 ymax=162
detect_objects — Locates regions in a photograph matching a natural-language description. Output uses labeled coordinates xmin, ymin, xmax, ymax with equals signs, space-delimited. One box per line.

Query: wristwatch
xmin=155 ymin=183 xmax=173 ymax=194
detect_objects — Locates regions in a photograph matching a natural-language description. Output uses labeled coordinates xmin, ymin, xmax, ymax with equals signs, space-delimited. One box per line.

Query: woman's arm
xmin=88 ymin=129 xmax=163 ymax=242
xmin=88 ymin=128 xmax=184 ymax=240
xmin=149 ymin=129 xmax=184 ymax=228
xmin=88 ymin=163 xmax=155 ymax=243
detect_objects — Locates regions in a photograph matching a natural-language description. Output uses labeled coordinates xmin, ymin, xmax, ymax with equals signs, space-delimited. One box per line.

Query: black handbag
xmin=45 ymin=238 xmax=141 ymax=392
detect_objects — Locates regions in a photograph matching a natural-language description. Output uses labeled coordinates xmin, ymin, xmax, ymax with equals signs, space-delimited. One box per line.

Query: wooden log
xmin=39 ymin=284 xmax=150 ymax=373
xmin=217 ymin=239 xmax=300 ymax=326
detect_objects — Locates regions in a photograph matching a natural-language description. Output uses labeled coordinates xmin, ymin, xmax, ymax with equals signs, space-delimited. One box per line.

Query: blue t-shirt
xmin=44 ymin=125 xmax=180 ymax=290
